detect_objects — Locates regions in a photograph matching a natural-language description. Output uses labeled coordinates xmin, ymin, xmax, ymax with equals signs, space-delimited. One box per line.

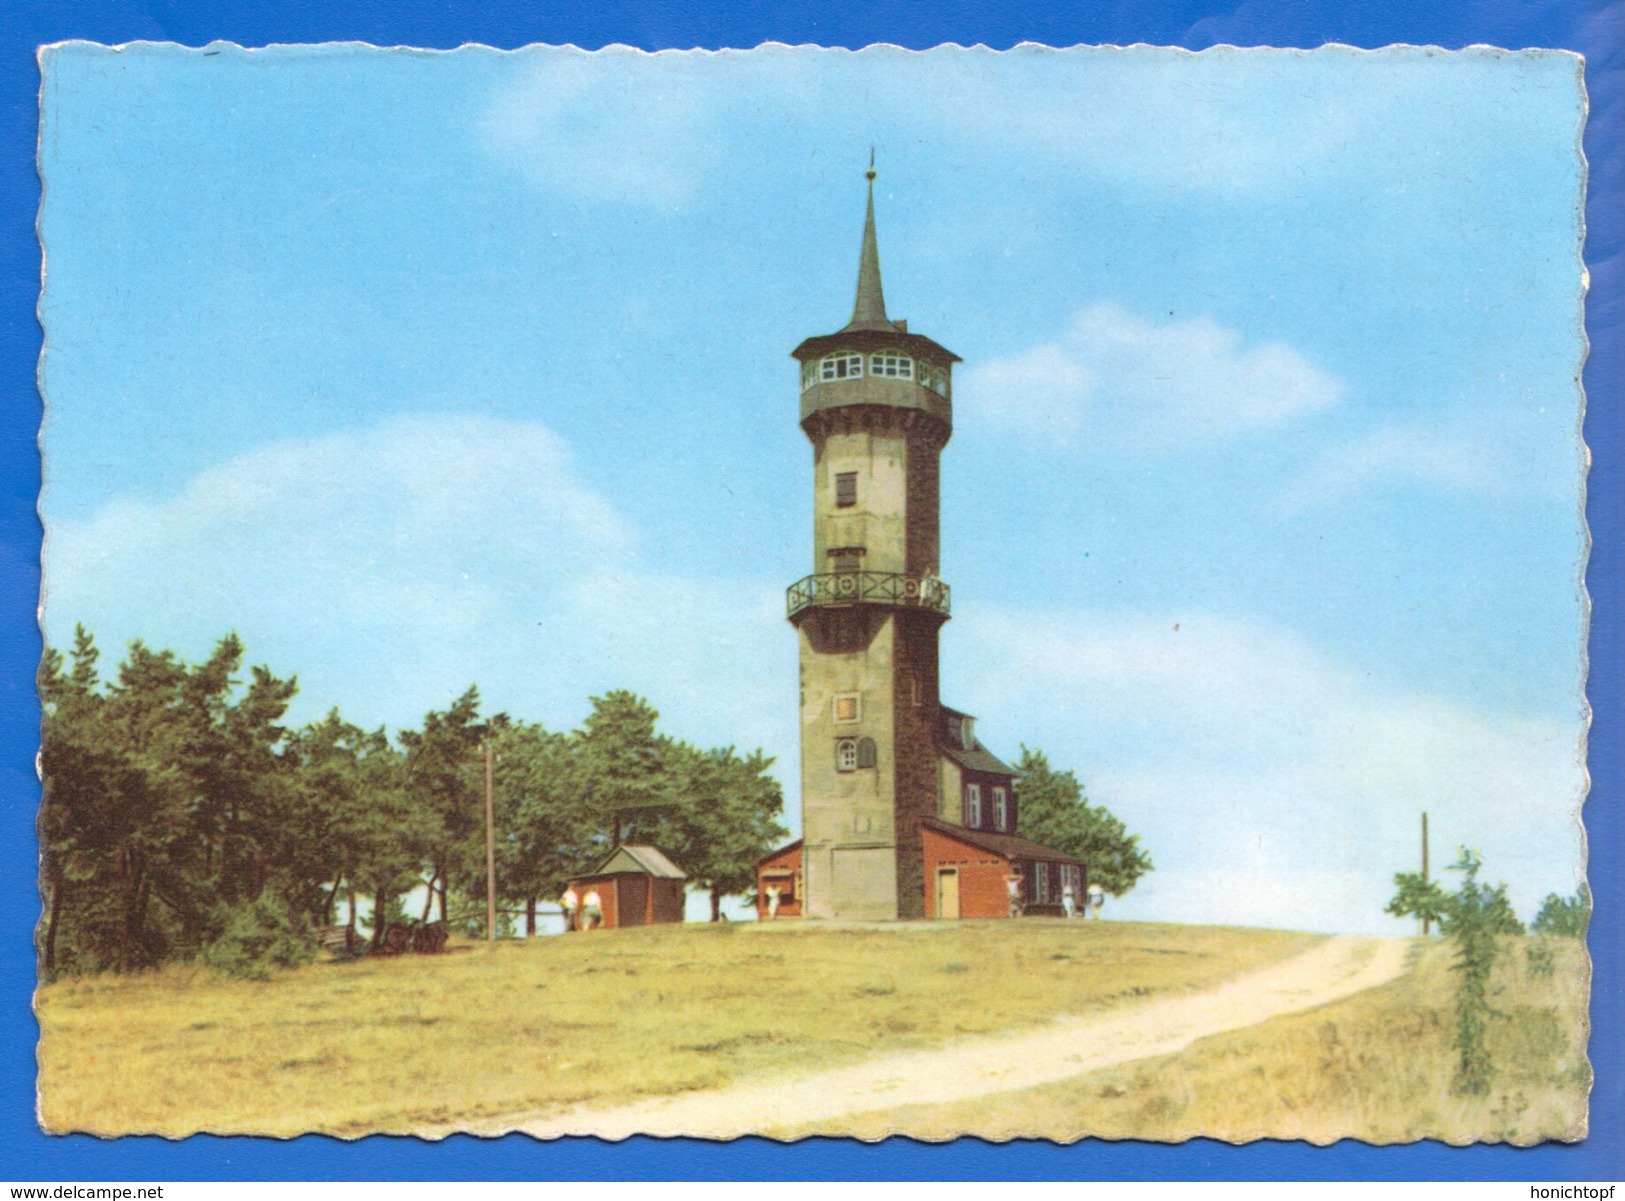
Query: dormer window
xmin=820 ymin=353 xmax=864 ymax=382
xmin=869 ymin=352 xmax=913 ymax=380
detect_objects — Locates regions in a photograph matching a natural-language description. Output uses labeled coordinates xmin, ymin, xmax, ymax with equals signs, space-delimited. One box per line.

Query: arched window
xmin=820 ymin=353 xmax=864 ymax=382
xmin=869 ymin=352 xmax=913 ymax=380
xmin=835 ymin=739 xmax=859 ymax=772
xmin=856 ymin=737 xmax=878 ymax=769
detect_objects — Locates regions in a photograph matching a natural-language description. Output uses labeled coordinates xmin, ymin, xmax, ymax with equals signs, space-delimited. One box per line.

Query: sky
xmin=36 ymin=41 xmax=1589 ymax=935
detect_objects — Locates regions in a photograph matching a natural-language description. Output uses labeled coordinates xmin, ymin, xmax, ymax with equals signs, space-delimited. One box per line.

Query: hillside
xmin=770 ymin=936 xmax=1590 ymax=1145
xmin=37 ymin=919 xmax=1315 ymax=1137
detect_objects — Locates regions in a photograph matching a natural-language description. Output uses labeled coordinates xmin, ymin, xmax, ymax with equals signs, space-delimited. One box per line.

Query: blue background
xmin=1 ymin=0 xmax=1618 ymax=1182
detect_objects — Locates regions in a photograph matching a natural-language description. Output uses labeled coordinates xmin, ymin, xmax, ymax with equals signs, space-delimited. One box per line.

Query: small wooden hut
xmin=567 ymin=845 xmax=688 ymax=929
xmin=755 ymin=840 xmax=804 ymax=919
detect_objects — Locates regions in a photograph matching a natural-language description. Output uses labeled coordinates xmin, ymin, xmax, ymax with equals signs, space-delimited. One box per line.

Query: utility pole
xmin=481 ymin=741 xmax=494 ymax=949
xmin=1421 ymin=811 xmax=1431 ymax=937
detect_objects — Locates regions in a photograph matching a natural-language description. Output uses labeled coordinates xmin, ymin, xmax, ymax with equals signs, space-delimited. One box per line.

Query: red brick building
xmin=755 ymin=840 xmax=804 ymax=920
xmin=567 ymin=845 xmax=687 ymax=929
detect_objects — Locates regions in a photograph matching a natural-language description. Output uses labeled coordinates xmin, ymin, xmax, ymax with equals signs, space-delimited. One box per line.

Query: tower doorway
xmin=935 ymin=867 xmax=960 ymax=920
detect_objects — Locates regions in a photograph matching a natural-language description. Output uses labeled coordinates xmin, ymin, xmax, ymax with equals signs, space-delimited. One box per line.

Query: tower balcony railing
xmin=786 ymin=570 xmax=951 ymax=619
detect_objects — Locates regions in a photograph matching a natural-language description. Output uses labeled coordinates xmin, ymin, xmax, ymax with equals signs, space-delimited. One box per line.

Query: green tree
xmin=574 ymin=691 xmax=673 ymax=845
xmin=397 ymin=687 xmax=493 ymax=931
xmin=1388 ymin=847 xmax=1524 ymax=1094
xmin=486 ymin=721 xmax=598 ymax=935
xmin=289 ymin=710 xmax=420 ymax=932
xmin=665 ymin=743 xmax=787 ymax=921
xmin=1531 ymin=884 xmax=1590 ymax=938
xmin=1012 ymin=747 xmax=1152 ymax=895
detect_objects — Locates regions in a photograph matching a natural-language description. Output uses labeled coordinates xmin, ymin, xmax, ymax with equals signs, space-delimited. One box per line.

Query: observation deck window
xmin=820 ymin=353 xmax=864 ymax=382
xmin=869 ymin=352 xmax=913 ymax=380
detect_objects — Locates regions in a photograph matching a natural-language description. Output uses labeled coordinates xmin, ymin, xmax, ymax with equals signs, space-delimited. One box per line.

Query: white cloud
xmin=479 ymin=51 xmax=723 ymax=209
xmin=43 ymin=413 xmax=796 ymax=765
xmin=960 ymin=303 xmax=1345 ymax=450
xmin=1274 ymin=424 xmax=1507 ymax=512
xmin=951 ymin=605 xmax=1587 ymax=934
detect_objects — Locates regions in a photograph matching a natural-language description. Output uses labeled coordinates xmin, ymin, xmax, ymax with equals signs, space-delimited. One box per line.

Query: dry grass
xmin=36 ymin=919 xmax=1315 ymax=1137
xmin=773 ymin=936 xmax=1591 ymax=1145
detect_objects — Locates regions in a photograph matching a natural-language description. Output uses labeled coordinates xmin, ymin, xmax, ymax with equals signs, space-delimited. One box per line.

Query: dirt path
xmin=452 ymin=934 xmax=1408 ymax=1141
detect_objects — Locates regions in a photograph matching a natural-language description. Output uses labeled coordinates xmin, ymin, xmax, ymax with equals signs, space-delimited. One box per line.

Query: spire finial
xmin=848 ymin=151 xmax=889 ymax=330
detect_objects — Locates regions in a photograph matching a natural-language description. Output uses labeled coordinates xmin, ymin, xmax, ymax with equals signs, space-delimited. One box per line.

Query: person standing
xmin=1061 ymin=879 xmax=1076 ymax=919
xmin=765 ymin=882 xmax=782 ymax=920
xmin=582 ymin=887 xmax=603 ymax=931
xmin=1005 ymin=872 xmax=1024 ymax=920
xmin=560 ymin=885 xmax=579 ymax=932
xmin=1087 ymin=882 xmax=1105 ymax=920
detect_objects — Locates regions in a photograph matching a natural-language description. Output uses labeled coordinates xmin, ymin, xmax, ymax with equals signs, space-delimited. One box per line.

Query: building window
xmin=918 ymin=362 xmax=951 ymax=397
xmin=869 ymin=352 xmax=913 ymax=379
xmin=833 ymin=693 xmax=860 ymax=723
xmin=966 ymin=783 xmax=982 ymax=828
xmin=835 ymin=471 xmax=858 ymax=508
xmin=993 ymin=786 xmax=1008 ymax=831
xmin=857 ymin=737 xmax=878 ymax=769
xmin=801 ymin=361 xmax=817 ymax=392
xmin=821 ymin=353 xmax=864 ymax=382
xmin=1033 ymin=863 xmax=1050 ymax=904
xmin=830 ymin=547 xmax=864 ymax=573
xmin=836 ymin=739 xmax=859 ymax=772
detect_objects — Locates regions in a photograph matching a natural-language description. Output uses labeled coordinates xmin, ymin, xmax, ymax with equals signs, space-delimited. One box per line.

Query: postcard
xmin=34 ymin=41 xmax=1590 ymax=1143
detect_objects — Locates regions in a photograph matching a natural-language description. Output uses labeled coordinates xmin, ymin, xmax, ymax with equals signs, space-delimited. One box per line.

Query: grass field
xmin=771 ymin=936 xmax=1591 ymax=1145
xmin=37 ymin=919 xmax=1316 ymax=1137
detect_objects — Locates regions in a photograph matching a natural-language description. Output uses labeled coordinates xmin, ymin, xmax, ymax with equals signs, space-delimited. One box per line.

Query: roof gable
xmin=592 ymin=844 xmax=688 ymax=879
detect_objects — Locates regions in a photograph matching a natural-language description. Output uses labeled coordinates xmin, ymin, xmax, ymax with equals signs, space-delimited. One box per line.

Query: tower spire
xmin=847 ymin=149 xmax=891 ymax=331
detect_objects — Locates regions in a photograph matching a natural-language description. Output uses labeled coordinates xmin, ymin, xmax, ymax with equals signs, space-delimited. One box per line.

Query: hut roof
xmin=756 ymin=839 xmax=803 ymax=867
xmin=591 ymin=844 xmax=688 ymax=880
xmin=922 ymin=816 xmax=1083 ymax=867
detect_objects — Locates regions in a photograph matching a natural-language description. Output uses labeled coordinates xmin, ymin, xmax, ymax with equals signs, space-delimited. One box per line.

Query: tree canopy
xmin=39 ymin=629 xmax=787 ymax=976
xmin=1012 ymin=747 xmax=1151 ymax=895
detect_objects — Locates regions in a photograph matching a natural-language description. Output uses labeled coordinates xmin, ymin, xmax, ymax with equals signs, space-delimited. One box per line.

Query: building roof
xmin=940 ymin=742 xmax=1018 ymax=777
xmin=938 ymin=704 xmax=1017 ymax=776
xmin=756 ymin=838 xmax=803 ymax=866
xmin=848 ymin=158 xmax=890 ymax=332
xmin=589 ymin=844 xmax=688 ymax=879
xmin=922 ymin=816 xmax=1083 ymax=867
xmin=792 ymin=162 xmax=959 ymax=367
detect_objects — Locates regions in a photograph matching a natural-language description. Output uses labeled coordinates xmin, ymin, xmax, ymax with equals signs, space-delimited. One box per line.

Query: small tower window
xmin=801 ymin=361 xmax=817 ymax=392
xmin=966 ymin=783 xmax=982 ymax=828
xmin=833 ymin=693 xmax=860 ymax=723
xmin=869 ymin=352 xmax=913 ymax=379
xmin=829 ymin=547 xmax=864 ymax=573
xmin=835 ymin=739 xmax=859 ymax=772
xmin=835 ymin=471 xmax=858 ymax=508
xmin=821 ymin=353 xmax=864 ymax=382
xmin=856 ymin=737 xmax=878 ymax=769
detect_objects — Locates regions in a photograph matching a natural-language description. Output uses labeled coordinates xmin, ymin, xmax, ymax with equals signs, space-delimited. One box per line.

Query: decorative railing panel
xmin=786 ymin=571 xmax=951 ymax=619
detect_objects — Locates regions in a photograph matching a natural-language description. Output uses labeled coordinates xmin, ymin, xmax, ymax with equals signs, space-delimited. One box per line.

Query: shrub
xmin=201 ymin=895 xmax=318 ymax=980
